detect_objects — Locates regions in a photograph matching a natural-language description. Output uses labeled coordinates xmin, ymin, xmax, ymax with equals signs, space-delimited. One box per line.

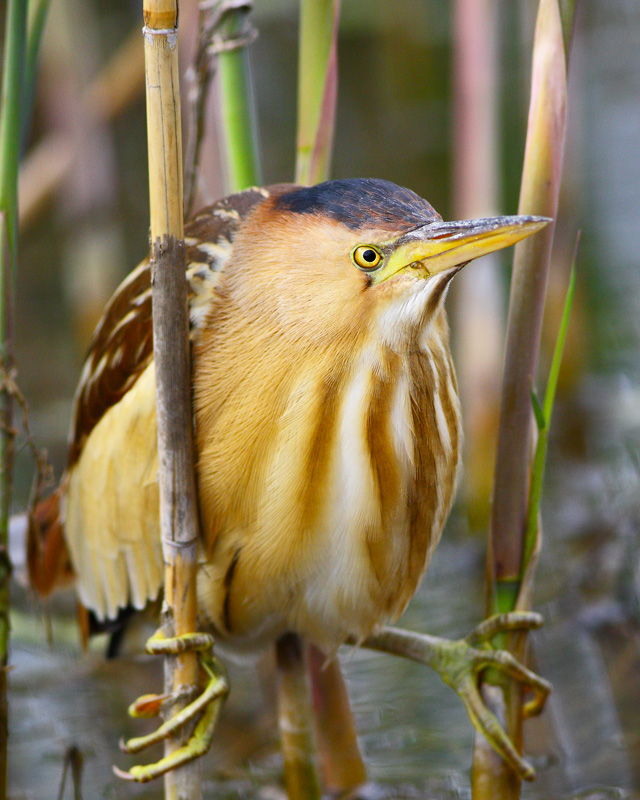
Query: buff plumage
xmin=29 ymin=179 xmax=546 ymax=652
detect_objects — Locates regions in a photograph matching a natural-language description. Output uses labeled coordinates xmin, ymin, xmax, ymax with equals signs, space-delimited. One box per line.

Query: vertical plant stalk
xmin=142 ymin=2 xmax=201 ymax=798
xmin=184 ymin=0 xmax=260 ymax=215
xmin=308 ymin=646 xmax=367 ymax=793
xmin=295 ymin=0 xmax=341 ymax=186
xmin=0 ymin=1 xmax=28 ymax=795
xmin=21 ymin=0 xmax=51 ymax=150
xmin=472 ymin=1 xmax=575 ymax=798
xmin=276 ymin=635 xmax=322 ymax=800
xmin=451 ymin=0 xmax=503 ymax=531
xmin=0 ymin=215 xmax=11 ymax=800
xmin=216 ymin=1 xmax=260 ymax=194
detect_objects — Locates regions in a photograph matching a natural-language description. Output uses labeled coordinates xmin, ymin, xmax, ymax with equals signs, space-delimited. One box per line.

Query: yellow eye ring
xmin=352 ymin=245 xmax=382 ymax=270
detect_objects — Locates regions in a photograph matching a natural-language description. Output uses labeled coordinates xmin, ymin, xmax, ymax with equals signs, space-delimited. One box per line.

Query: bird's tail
xmin=27 ymin=488 xmax=75 ymax=596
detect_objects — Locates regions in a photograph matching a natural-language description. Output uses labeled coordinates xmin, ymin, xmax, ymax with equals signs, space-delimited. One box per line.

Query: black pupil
xmin=362 ymin=249 xmax=377 ymax=263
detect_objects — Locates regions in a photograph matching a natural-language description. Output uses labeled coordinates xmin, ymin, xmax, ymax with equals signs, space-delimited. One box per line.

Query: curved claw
xmin=458 ymin=678 xmax=536 ymax=781
xmin=468 ymin=644 xmax=551 ymax=719
xmin=115 ymin=692 xmax=224 ymax=783
xmin=114 ymin=630 xmax=229 ymax=782
xmin=466 ymin=612 xmax=544 ymax=647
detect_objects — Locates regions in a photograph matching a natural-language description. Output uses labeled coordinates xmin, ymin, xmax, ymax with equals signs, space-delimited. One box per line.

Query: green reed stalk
xmin=21 ymin=0 xmax=50 ymax=151
xmin=183 ymin=1 xmax=260 ymax=215
xmin=217 ymin=2 xmax=261 ymax=193
xmin=472 ymin=1 xmax=577 ymax=797
xmin=0 ymin=0 xmax=29 ymax=795
xmin=295 ymin=0 xmax=340 ymax=185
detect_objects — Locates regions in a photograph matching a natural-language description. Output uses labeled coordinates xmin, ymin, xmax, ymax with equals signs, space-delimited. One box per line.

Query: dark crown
xmin=275 ymin=178 xmax=440 ymax=231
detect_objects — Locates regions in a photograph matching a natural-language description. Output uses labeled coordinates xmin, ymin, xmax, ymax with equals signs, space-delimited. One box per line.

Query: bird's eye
xmin=352 ymin=245 xmax=382 ymax=270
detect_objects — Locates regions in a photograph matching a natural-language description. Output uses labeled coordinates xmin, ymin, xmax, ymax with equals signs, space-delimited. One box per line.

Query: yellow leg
xmin=113 ymin=631 xmax=229 ymax=783
xmin=308 ymin=645 xmax=367 ymax=795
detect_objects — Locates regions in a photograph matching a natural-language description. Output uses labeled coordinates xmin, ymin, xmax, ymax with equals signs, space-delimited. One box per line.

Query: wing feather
xmin=64 ymin=187 xmax=271 ymax=620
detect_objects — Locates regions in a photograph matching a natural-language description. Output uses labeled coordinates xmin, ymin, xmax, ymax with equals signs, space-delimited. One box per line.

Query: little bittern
xmin=28 ymin=179 xmax=550 ymax=787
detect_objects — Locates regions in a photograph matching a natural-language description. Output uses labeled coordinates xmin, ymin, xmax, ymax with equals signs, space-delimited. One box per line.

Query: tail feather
xmin=27 ymin=488 xmax=75 ymax=596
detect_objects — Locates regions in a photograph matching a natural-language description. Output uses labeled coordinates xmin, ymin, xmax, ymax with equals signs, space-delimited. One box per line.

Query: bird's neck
xmin=374 ymin=272 xmax=455 ymax=354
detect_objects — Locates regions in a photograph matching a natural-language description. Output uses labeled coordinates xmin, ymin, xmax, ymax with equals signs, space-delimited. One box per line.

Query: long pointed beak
xmin=372 ymin=215 xmax=550 ymax=285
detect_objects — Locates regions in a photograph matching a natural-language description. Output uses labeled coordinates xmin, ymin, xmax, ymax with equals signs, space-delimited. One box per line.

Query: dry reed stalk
xmin=451 ymin=0 xmax=504 ymax=532
xmin=142 ymin=1 xmax=201 ymax=797
xmin=472 ymin=1 xmax=575 ymax=797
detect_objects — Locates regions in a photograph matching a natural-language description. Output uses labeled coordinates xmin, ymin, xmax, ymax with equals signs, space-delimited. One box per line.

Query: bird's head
xmin=224 ymin=179 xmax=549 ymax=350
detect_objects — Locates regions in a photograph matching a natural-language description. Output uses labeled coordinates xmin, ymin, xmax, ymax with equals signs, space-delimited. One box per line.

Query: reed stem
xmin=216 ymin=1 xmax=260 ymax=193
xmin=142 ymin=2 xmax=201 ymax=797
xmin=0 ymin=0 xmax=29 ymax=794
xmin=308 ymin=646 xmax=366 ymax=793
xmin=292 ymin=3 xmax=353 ymax=794
xmin=21 ymin=0 xmax=51 ymax=151
xmin=295 ymin=0 xmax=340 ymax=186
xmin=472 ymin=1 xmax=576 ymax=797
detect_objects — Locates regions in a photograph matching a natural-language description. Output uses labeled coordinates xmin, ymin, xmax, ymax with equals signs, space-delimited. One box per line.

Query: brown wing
xmin=29 ymin=187 xmax=273 ymax=615
xmin=68 ymin=186 xmax=271 ymax=468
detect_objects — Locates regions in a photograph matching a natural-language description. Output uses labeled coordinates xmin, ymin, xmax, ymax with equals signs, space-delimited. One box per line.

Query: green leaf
xmin=522 ymin=237 xmax=579 ymax=574
xmin=530 ymin=386 xmax=546 ymax=433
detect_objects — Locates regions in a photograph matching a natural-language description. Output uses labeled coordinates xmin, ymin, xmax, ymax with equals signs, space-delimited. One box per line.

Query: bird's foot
xmin=113 ymin=631 xmax=229 ymax=783
xmin=360 ymin=612 xmax=550 ymax=782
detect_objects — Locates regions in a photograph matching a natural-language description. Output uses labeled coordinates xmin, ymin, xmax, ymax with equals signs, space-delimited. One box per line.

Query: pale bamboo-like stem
xmin=307 ymin=645 xmax=366 ymax=793
xmin=451 ymin=0 xmax=503 ymax=531
xmin=143 ymin=2 xmax=201 ymax=798
xmin=295 ymin=0 xmax=340 ymax=186
xmin=276 ymin=635 xmax=322 ymax=800
xmin=489 ymin=0 xmax=568 ymax=606
xmin=473 ymin=2 xmax=574 ymax=798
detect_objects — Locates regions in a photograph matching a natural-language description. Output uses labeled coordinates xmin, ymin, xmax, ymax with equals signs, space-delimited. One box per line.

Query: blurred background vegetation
xmin=7 ymin=1 xmax=640 ymax=798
